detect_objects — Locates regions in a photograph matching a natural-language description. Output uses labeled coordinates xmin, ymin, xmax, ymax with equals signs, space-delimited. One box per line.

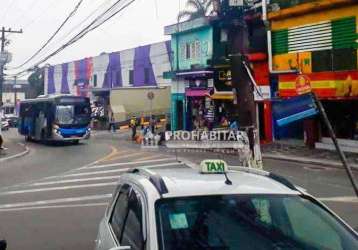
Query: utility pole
xmin=0 ymin=27 xmax=23 ymax=109
xmin=220 ymin=1 xmax=263 ymax=168
xmin=13 ymin=76 xmax=18 ymax=111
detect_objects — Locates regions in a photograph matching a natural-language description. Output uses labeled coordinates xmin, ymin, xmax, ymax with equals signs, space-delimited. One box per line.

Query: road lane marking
xmin=85 ymin=157 xmax=178 ymax=169
xmin=96 ymin=146 xmax=119 ymax=163
xmin=0 ymin=202 xmax=108 ymax=212
xmin=0 ymin=182 xmax=117 ymax=196
xmin=134 ymin=154 xmax=168 ymax=161
xmin=30 ymin=175 xmax=121 ymax=186
xmin=0 ymin=194 xmax=112 ymax=209
xmin=319 ymin=196 xmax=358 ymax=203
xmin=107 ymin=152 xmax=151 ymax=161
xmin=56 ymin=168 xmax=131 ymax=178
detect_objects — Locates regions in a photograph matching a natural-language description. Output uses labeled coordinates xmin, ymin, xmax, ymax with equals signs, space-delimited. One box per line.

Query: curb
xmin=263 ymin=153 xmax=358 ymax=171
xmin=0 ymin=143 xmax=30 ymax=163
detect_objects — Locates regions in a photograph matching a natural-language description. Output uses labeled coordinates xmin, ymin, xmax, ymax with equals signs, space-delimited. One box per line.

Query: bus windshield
xmin=56 ymin=104 xmax=90 ymax=126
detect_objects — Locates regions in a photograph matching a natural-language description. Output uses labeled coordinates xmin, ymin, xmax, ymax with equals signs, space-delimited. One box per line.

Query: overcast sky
xmin=2 ymin=0 xmax=183 ymax=78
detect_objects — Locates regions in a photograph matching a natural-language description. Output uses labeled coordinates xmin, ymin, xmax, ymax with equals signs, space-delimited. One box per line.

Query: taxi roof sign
xmin=200 ymin=159 xmax=228 ymax=174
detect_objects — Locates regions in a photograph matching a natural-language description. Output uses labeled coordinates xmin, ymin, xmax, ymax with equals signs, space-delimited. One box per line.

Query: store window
xmin=333 ymin=48 xmax=357 ymax=71
xmin=312 ymin=50 xmax=332 ymax=72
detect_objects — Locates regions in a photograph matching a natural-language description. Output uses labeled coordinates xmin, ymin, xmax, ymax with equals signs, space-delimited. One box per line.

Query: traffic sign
xmin=0 ymin=51 xmax=12 ymax=64
xmin=147 ymin=91 xmax=155 ymax=100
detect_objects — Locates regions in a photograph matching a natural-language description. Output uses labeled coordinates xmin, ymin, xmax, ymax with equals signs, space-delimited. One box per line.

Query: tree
xmin=27 ymin=67 xmax=44 ymax=99
xmin=178 ymin=0 xmax=213 ymax=21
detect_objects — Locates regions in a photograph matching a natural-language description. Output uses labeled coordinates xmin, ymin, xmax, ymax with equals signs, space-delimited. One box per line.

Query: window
xmin=195 ymin=40 xmax=201 ymax=59
xmin=333 ymin=48 xmax=357 ymax=71
xmin=312 ymin=50 xmax=332 ymax=72
xmin=93 ymin=74 xmax=97 ymax=87
xmin=155 ymin=195 xmax=358 ymax=250
xmin=312 ymin=48 xmax=357 ymax=72
xmin=144 ymin=68 xmax=150 ymax=84
xmin=191 ymin=42 xmax=196 ymax=59
xmin=109 ymin=184 xmax=131 ymax=241
xmin=129 ymin=70 xmax=134 ymax=85
xmin=116 ymin=71 xmax=121 ymax=85
xmin=120 ymin=189 xmax=144 ymax=250
xmin=186 ymin=43 xmax=191 ymax=59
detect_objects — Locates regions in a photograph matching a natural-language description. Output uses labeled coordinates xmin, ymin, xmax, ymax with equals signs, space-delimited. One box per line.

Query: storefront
xmin=277 ymin=72 xmax=358 ymax=143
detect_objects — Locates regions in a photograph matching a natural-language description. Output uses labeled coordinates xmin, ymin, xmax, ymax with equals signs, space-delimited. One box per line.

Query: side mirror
xmin=0 ymin=240 xmax=7 ymax=250
xmin=109 ymin=247 xmax=131 ymax=250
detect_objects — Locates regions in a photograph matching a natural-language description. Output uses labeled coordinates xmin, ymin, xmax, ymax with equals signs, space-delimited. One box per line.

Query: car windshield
xmin=56 ymin=104 xmax=90 ymax=126
xmin=156 ymin=195 xmax=358 ymax=250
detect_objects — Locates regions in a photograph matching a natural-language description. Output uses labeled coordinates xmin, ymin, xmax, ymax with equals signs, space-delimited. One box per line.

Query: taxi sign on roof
xmin=200 ymin=160 xmax=228 ymax=174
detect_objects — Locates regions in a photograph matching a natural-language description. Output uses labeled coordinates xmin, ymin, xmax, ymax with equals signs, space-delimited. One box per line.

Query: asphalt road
xmin=0 ymin=129 xmax=357 ymax=250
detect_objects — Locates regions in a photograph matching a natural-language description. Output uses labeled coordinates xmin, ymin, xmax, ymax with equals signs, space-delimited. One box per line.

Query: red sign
xmin=295 ymin=75 xmax=311 ymax=95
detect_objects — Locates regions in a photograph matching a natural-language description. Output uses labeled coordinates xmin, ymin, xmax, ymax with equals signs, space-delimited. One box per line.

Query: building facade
xmin=1 ymin=79 xmax=29 ymax=115
xmin=164 ymin=11 xmax=273 ymax=142
xmin=43 ymin=41 xmax=172 ymax=122
xmin=269 ymin=0 xmax=358 ymax=144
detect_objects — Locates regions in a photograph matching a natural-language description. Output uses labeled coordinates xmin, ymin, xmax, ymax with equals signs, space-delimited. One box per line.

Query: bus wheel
xmin=25 ymin=135 xmax=31 ymax=142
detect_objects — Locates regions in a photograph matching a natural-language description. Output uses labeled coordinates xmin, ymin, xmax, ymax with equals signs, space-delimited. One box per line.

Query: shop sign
xmin=295 ymin=75 xmax=311 ymax=95
xmin=254 ymin=86 xmax=271 ymax=101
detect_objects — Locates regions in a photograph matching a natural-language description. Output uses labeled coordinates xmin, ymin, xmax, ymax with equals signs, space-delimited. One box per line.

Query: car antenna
xmin=224 ymin=171 xmax=232 ymax=185
xmin=218 ymin=149 xmax=232 ymax=185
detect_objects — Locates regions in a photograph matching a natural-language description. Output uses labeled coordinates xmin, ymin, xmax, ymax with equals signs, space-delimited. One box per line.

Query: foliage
xmin=178 ymin=0 xmax=213 ymax=21
xmin=27 ymin=67 xmax=44 ymax=98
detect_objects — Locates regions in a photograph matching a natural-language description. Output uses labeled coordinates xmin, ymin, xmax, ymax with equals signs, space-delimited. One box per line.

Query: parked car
xmin=1 ymin=118 xmax=9 ymax=131
xmin=95 ymin=159 xmax=358 ymax=250
xmin=4 ymin=114 xmax=18 ymax=127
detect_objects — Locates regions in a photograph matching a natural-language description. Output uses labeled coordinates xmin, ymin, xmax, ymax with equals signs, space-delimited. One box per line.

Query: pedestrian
xmin=108 ymin=113 xmax=116 ymax=132
xmin=140 ymin=114 xmax=145 ymax=130
xmin=150 ymin=115 xmax=156 ymax=134
xmin=205 ymin=106 xmax=215 ymax=131
xmin=130 ymin=116 xmax=137 ymax=140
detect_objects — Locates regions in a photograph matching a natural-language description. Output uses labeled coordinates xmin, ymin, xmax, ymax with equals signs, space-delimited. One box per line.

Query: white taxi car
xmin=95 ymin=160 xmax=358 ymax=250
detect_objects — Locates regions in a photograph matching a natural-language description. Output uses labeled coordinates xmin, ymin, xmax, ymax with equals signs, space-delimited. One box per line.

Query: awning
xmin=209 ymin=92 xmax=234 ymax=100
xmin=176 ymin=70 xmax=213 ymax=78
xmin=186 ymin=89 xmax=209 ymax=97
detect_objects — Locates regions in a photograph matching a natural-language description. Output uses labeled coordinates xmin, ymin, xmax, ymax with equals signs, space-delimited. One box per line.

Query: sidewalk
xmin=262 ymin=140 xmax=358 ymax=170
xmin=0 ymin=138 xmax=29 ymax=163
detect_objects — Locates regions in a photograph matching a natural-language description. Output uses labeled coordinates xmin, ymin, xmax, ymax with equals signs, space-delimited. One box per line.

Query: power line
xmin=15 ymin=0 xmax=111 ymax=62
xmin=10 ymin=0 xmax=85 ymax=70
xmin=9 ymin=0 xmax=136 ymax=77
xmin=8 ymin=0 xmax=120 ymax=72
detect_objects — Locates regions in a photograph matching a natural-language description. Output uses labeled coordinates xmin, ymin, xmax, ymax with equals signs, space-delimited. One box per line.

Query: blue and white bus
xmin=18 ymin=95 xmax=91 ymax=144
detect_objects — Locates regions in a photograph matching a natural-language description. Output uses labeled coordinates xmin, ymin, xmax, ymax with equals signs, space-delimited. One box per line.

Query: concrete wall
xmin=110 ymin=87 xmax=171 ymax=121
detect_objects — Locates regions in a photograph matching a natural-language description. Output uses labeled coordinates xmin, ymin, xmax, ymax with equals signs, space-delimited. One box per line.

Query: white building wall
xmin=67 ymin=62 xmax=76 ymax=95
xmin=120 ymin=48 xmax=135 ymax=87
xmin=54 ymin=64 xmax=62 ymax=94
xmin=92 ymin=53 xmax=109 ymax=89
xmin=150 ymin=42 xmax=171 ymax=87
